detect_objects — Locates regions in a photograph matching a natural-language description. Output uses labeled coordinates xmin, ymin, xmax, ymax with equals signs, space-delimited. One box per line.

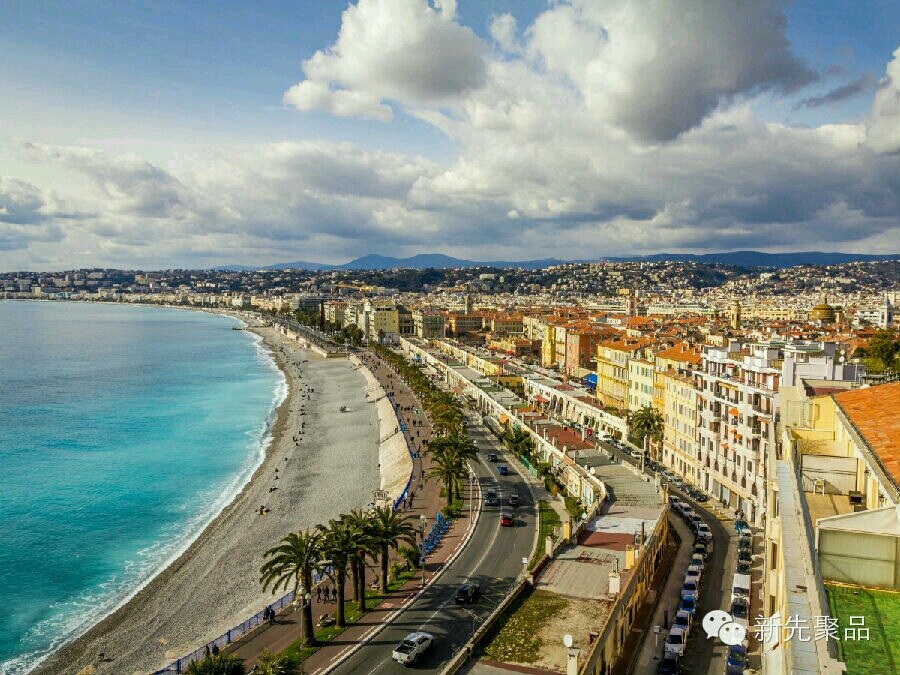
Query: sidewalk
xmin=225 ymin=349 xmax=472 ymax=672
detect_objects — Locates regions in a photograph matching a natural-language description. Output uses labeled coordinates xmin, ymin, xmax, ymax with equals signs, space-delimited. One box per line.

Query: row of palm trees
xmin=259 ymin=505 xmax=417 ymax=648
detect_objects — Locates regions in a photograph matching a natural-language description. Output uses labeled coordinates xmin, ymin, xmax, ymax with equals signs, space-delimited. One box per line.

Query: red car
xmin=500 ymin=513 xmax=514 ymax=527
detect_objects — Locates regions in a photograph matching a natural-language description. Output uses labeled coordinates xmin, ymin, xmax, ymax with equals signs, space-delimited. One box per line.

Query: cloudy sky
xmin=2 ymin=0 xmax=899 ymax=271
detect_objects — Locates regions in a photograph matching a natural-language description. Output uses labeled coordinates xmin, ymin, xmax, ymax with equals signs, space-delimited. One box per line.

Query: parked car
xmin=735 ymin=562 xmax=752 ymax=575
xmin=670 ymin=478 xmax=686 ymax=490
xmin=726 ymin=645 xmax=748 ymax=675
xmin=454 ymin=584 xmax=480 ymax=604
xmin=678 ymin=595 xmax=697 ymax=616
xmin=681 ymin=580 xmax=700 ymax=602
xmin=485 ymin=489 xmax=498 ymax=506
xmin=487 ymin=453 xmax=498 ymax=462
xmin=507 ymin=494 xmax=520 ymax=507
xmin=731 ymin=597 xmax=750 ymax=627
xmin=737 ymin=550 xmax=753 ymax=565
xmin=690 ymin=553 xmax=705 ymax=570
xmin=500 ymin=512 xmax=514 ymax=527
xmin=738 ymin=536 xmax=752 ymax=549
xmin=689 ymin=515 xmax=703 ymax=531
xmin=657 ymin=657 xmax=680 ymax=675
xmin=664 ymin=628 xmax=686 ymax=658
xmin=661 ymin=470 xmax=677 ymax=482
xmin=685 ymin=565 xmax=702 ymax=585
xmin=497 ymin=465 xmax=509 ymax=476
xmin=669 ymin=496 xmax=682 ymax=508
xmin=693 ymin=492 xmax=709 ymax=502
xmin=391 ymin=631 xmax=434 ymax=665
xmin=673 ymin=609 xmax=692 ymax=639
xmin=692 ymin=544 xmax=708 ymax=559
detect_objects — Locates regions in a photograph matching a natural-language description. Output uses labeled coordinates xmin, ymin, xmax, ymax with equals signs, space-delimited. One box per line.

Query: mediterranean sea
xmin=0 ymin=301 xmax=284 ymax=674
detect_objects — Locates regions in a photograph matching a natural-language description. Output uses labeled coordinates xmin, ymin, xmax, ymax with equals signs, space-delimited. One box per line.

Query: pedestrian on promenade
xmin=332 ymin=587 xmax=337 ymax=602
xmin=316 ymin=587 xmax=322 ymax=603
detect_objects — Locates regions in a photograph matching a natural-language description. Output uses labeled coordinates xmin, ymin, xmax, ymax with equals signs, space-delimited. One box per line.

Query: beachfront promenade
xmin=225 ymin=347 xmax=462 ymax=672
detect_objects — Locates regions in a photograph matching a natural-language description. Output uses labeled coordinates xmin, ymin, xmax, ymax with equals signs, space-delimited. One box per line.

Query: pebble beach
xmin=32 ymin=323 xmax=402 ymax=675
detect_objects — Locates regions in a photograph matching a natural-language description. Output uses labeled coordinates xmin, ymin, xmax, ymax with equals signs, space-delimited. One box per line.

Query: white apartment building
xmin=695 ymin=341 xmax=780 ymax=524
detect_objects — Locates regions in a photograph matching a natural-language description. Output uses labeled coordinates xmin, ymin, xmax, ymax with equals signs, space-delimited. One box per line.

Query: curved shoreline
xmin=29 ymin=317 xmax=393 ymax=674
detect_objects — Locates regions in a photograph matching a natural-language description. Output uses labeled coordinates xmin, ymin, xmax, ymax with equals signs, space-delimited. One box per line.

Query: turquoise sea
xmin=0 ymin=301 xmax=285 ymax=674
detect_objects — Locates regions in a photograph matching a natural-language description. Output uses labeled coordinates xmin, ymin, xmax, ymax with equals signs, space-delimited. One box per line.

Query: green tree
xmin=427 ymin=447 xmax=468 ymax=507
xmin=629 ymin=406 xmax=664 ymax=447
xmin=504 ymin=426 xmax=534 ymax=457
xmin=367 ymin=505 xmax=418 ymax=592
xmin=317 ymin=518 xmax=355 ymax=627
xmin=342 ymin=509 xmax=376 ymax=611
xmin=864 ymin=330 xmax=899 ymax=373
xmin=259 ymin=529 xmax=322 ymax=648
xmin=184 ymin=653 xmax=245 ymax=675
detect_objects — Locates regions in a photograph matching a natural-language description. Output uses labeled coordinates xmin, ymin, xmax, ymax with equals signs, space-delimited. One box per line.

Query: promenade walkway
xmin=226 ymin=348 xmax=473 ymax=673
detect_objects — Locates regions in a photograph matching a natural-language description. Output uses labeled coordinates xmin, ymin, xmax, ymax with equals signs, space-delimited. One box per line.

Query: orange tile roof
xmin=832 ymin=382 xmax=900 ymax=489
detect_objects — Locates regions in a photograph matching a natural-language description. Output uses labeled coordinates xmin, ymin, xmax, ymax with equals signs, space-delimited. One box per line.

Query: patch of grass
xmin=528 ymin=500 xmax=562 ymax=570
xmin=826 ymin=583 xmax=900 ymax=675
xmin=479 ymin=588 xmax=569 ymax=664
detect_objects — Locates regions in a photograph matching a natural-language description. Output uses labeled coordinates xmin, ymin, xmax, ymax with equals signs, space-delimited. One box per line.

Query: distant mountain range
xmin=214 ymin=250 xmax=900 ymax=272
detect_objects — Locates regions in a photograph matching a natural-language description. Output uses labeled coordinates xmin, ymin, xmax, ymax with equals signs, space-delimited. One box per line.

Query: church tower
xmin=730 ymin=299 xmax=742 ymax=330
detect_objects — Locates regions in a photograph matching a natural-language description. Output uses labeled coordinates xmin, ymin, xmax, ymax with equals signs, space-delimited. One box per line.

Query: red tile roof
xmin=832 ymin=382 xmax=900 ymax=489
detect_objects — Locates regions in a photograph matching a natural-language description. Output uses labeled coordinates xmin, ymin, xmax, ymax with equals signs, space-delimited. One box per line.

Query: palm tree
xmin=367 ymin=505 xmax=418 ymax=592
xmin=505 ymin=426 xmax=534 ymax=457
xmin=259 ymin=529 xmax=322 ymax=648
xmin=317 ymin=518 xmax=355 ymax=627
xmin=342 ymin=509 xmax=376 ymax=611
xmin=184 ymin=653 xmax=245 ymax=675
xmin=629 ymin=405 xmax=664 ymax=451
xmin=253 ymin=650 xmax=288 ymax=675
xmin=427 ymin=448 xmax=468 ymax=507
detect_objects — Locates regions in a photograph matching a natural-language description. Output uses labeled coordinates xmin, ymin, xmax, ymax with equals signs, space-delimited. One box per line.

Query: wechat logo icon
xmin=702 ymin=610 xmax=747 ymax=646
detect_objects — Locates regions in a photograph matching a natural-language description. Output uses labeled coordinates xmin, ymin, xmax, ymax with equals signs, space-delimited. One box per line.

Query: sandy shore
xmin=32 ymin=323 xmax=393 ymax=675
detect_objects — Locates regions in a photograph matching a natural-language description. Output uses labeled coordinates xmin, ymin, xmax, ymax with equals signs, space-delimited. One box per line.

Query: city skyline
xmin=2 ymin=0 xmax=899 ymax=271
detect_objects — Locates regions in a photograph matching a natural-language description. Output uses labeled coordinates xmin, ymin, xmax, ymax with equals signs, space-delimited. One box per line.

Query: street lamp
xmin=469 ymin=470 xmax=476 ymax=520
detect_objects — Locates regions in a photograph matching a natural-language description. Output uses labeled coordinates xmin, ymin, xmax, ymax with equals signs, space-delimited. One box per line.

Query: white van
xmin=731 ymin=573 xmax=751 ymax=603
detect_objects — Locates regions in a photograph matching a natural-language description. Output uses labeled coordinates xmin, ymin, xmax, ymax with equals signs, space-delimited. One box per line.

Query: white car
xmin=392 ymin=631 xmax=434 ymax=665
xmin=664 ymin=627 xmax=686 ymax=658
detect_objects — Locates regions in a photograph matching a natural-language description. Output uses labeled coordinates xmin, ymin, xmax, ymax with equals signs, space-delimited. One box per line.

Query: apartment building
xmin=695 ymin=341 xmax=780 ymax=524
xmin=411 ymin=310 xmax=446 ymax=339
xmin=596 ymin=336 xmax=653 ymax=410
xmin=627 ymin=357 xmax=654 ymax=412
xmin=660 ymin=370 xmax=699 ymax=485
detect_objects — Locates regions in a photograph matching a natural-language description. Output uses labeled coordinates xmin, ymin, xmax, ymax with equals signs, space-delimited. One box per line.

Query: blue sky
xmin=1 ymin=0 xmax=899 ymax=270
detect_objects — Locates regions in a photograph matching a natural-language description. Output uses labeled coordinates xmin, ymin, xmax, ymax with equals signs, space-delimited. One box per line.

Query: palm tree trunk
xmin=357 ymin=559 xmax=367 ymax=612
xmin=381 ymin=545 xmax=389 ymax=592
xmin=300 ymin=572 xmax=317 ymax=647
xmin=446 ymin=479 xmax=453 ymax=507
xmin=336 ymin=574 xmax=346 ymax=627
xmin=350 ymin=560 xmax=360 ymax=605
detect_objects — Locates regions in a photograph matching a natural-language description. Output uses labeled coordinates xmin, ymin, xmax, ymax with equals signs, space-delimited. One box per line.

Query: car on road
xmin=507 ymin=494 xmax=520 ymax=507
xmin=692 ymin=491 xmax=709 ymax=502
xmin=485 ymin=489 xmax=499 ymax=506
xmin=731 ymin=597 xmax=750 ymax=627
xmin=690 ymin=553 xmax=705 ymax=570
xmin=735 ymin=562 xmax=751 ymax=574
xmin=661 ymin=470 xmax=677 ymax=482
xmin=487 ymin=452 xmax=497 ymax=462
xmin=726 ymin=645 xmax=748 ymax=675
xmin=664 ymin=627 xmax=686 ymax=658
xmin=692 ymin=543 xmax=709 ymax=559
xmin=656 ymin=657 xmax=680 ymax=675
xmin=678 ymin=595 xmax=697 ymax=616
xmin=680 ymin=580 xmax=700 ymax=602
xmin=689 ymin=515 xmax=703 ymax=531
xmin=673 ymin=609 xmax=692 ymax=639
xmin=696 ymin=523 xmax=712 ymax=543
xmin=391 ymin=631 xmax=434 ymax=665
xmin=737 ymin=550 xmax=753 ymax=565
xmin=500 ymin=512 xmax=514 ymax=527
xmin=454 ymin=583 xmax=480 ymax=604
xmin=685 ymin=564 xmax=701 ymax=585
xmin=497 ymin=465 xmax=509 ymax=476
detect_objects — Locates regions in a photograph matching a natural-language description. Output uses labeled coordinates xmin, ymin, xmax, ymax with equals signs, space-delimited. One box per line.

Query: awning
xmin=729 ymin=407 xmax=739 ymax=416
xmin=499 ymin=414 xmax=509 ymax=424
xmin=582 ymin=373 xmax=598 ymax=386
xmin=534 ymin=395 xmax=550 ymax=403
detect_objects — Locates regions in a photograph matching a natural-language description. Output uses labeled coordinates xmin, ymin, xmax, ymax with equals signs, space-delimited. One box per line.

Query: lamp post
xmin=469 ymin=469 xmax=476 ymax=520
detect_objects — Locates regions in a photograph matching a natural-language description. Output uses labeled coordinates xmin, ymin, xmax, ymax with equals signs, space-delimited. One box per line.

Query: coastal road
xmin=327 ymin=414 xmax=536 ymax=675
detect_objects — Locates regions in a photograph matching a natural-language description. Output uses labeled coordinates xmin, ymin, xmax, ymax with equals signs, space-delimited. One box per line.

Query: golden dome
xmin=809 ymin=301 xmax=835 ymax=322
